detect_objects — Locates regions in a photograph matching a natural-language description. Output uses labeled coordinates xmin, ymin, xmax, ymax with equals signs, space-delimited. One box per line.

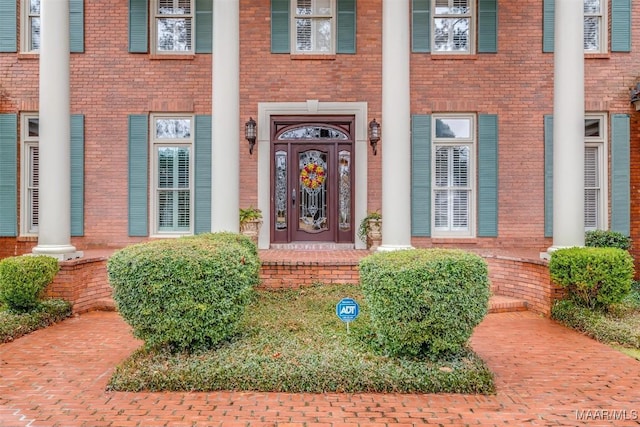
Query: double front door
xmin=271 ymin=117 xmax=355 ymax=244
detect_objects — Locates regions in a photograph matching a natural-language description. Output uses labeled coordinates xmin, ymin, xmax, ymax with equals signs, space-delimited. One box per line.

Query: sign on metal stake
xmin=336 ymin=297 xmax=360 ymax=333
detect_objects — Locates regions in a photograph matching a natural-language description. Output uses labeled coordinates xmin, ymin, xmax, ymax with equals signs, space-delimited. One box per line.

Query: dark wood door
xmin=271 ymin=118 xmax=355 ymax=244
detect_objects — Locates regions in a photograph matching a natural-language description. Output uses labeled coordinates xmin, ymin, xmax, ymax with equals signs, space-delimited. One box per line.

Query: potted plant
xmin=239 ymin=207 xmax=262 ymax=243
xmin=357 ymin=211 xmax=382 ymax=250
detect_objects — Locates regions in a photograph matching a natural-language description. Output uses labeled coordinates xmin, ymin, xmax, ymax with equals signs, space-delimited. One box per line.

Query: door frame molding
xmin=257 ymin=100 xmax=369 ymax=249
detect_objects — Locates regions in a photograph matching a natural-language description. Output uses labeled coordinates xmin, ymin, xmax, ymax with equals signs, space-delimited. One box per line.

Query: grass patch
xmin=0 ymin=299 xmax=72 ymax=343
xmin=551 ymin=286 xmax=640 ymax=350
xmin=108 ymin=284 xmax=495 ymax=394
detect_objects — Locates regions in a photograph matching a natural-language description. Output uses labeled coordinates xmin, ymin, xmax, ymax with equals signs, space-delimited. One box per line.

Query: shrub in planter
xmin=549 ymin=247 xmax=634 ymax=310
xmin=0 ymin=255 xmax=59 ymax=313
xmin=107 ymin=233 xmax=261 ymax=352
xmin=359 ymin=249 xmax=490 ymax=359
xmin=585 ymin=230 xmax=631 ymax=251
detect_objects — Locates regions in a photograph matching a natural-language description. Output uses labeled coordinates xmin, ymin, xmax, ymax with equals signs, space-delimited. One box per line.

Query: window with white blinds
xmin=24 ymin=0 xmax=41 ymax=52
xmin=584 ymin=0 xmax=606 ymax=53
xmin=153 ymin=0 xmax=194 ymax=53
xmin=21 ymin=115 xmax=39 ymax=235
xmin=584 ymin=115 xmax=606 ymax=230
xmin=433 ymin=0 xmax=473 ymax=54
xmin=432 ymin=115 xmax=474 ymax=236
xmin=293 ymin=0 xmax=335 ymax=53
xmin=152 ymin=116 xmax=193 ymax=234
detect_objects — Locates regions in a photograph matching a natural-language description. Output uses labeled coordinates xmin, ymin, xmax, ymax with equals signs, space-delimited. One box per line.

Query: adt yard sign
xmin=336 ymin=298 xmax=359 ymax=324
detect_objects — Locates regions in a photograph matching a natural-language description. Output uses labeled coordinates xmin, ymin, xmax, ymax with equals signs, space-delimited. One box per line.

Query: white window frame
xmin=432 ymin=0 xmax=474 ymax=55
xmin=20 ymin=0 xmax=41 ymax=53
xmin=150 ymin=114 xmax=194 ymax=236
xmin=431 ymin=114 xmax=476 ymax=237
xmin=584 ymin=113 xmax=607 ymax=231
xmin=291 ymin=0 xmax=336 ymax=54
xmin=20 ymin=113 xmax=39 ymax=236
xmin=584 ymin=0 xmax=607 ymax=53
xmin=151 ymin=0 xmax=195 ymax=55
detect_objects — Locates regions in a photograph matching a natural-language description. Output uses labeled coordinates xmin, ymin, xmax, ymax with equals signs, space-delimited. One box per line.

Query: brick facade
xmin=0 ymin=1 xmax=638 ymax=264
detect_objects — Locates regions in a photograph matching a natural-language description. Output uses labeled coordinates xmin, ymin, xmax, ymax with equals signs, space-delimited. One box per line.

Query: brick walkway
xmin=0 ymin=311 xmax=639 ymax=426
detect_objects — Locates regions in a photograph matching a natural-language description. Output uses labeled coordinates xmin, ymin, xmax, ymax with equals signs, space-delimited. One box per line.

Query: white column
xmin=33 ymin=0 xmax=81 ymax=260
xmin=211 ymin=0 xmax=240 ymax=232
xmin=549 ymin=0 xmax=585 ymax=252
xmin=379 ymin=0 xmax=413 ymax=251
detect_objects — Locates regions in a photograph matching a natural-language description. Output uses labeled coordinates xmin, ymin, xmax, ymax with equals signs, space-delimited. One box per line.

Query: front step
xmin=488 ymin=295 xmax=528 ymax=313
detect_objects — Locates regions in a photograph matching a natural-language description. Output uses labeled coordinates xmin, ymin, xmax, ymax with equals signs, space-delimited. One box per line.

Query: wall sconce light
xmin=631 ymin=83 xmax=640 ymax=111
xmin=368 ymin=118 xmax=380 ymax=155
xmin=245 ymin=117 xmax=257 ymax=154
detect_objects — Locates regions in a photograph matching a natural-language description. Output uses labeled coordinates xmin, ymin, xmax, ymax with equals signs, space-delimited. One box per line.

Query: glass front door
xmin=271 ymin=118 xmax=354 ymax=244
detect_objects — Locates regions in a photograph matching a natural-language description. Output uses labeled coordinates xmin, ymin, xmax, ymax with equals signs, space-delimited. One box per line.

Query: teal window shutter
xmin=477 ymin=0 xmax=497 ymax=53
xmin=195 ymin=0 xmax=212 ymax=53
xmin=69 ymin=0 xmax=84 ymax=53
xmin=70 ymin=115 xmax=84 ymax=236
xmin=194 ymin=115 xmax=212 ymax=234
xmin=0 ymin=0 xmax=16 ymax=52
xmin=0 ymin=114 xmax=17 ymax=236
xmin=412 ymin=0 xmax=430 ymax=53
xmin=611 ymin=0 xmax=631 ymax=52
xmin=544 ymin=115 xmax=553 ymax=237
xmin=128 ymin=115 xmax=149 ymax=236
xmin=611 ymin=114 xmax=630 ymax=235
xmin=271 ymin=0 xmax=290 ymax=53
xmin=336 ymin=0 xmax=356 ymax=54
xmin=411 ymin=115 xmax=431 ymax=236
xmin=542 ymin=0 xmax=554 ymax=53
xmin=477 ymin=115 xmax=498 ymax=237
xmin=129 ymin=0 xmax=149 ymax=53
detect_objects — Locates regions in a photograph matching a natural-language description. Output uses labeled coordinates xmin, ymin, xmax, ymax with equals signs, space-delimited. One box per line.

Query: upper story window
xmin=21 ymin=0 xmax=41 ymax=52
xmin=152 ymin=0 xmax=194 ymax=54
xmin=292 ymin=0 xmax=335 ymax=54
xmin=584 ymin=0 xmax=606 ymax=53
xmin=433 ymin=0 xmax=473 ymax=54
xmin=20 ymin=114 xmax=39 ymax=235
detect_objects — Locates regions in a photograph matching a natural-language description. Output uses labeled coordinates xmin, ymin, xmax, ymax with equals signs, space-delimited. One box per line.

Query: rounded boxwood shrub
xmin=359 ymin=249 xmax=490 ymax=359
xmin=0 ymin=255 xmax=59 ymax=313
xmin=107 ymin=233 xmax=261 ymax=352
xmin=549 ymin=247 xmax=634 ymax=310
xmin=585 ymin=230 xmax=631 ymax=251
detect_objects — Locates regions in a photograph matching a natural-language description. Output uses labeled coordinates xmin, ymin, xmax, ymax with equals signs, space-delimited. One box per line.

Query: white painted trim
xmin=257 ymin=101 xmax=368 ymax=249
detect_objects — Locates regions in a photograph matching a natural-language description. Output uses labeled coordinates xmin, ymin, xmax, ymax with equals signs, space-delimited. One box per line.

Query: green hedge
xmin=107 ymin=233 xmax=261 ymax=352
xmin=0 ymin=255 xmax=60 ymax=312
xmin=549 ymin=247 xmax=634 ymax=310
xmin=585 ymin=230 xmax=631 ymax=251
xmin=359 ymin=249 xmax=490 ymax=359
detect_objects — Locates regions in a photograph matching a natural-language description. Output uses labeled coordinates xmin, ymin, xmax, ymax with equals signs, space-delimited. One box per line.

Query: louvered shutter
xmin=611 ymin=114 xmax=630 ymax=235
xmin=69 ymin=0 xmax=84 ymax=53
xmin=70 ymin=115 xmax=84 ymax=236
xmin=477 ymin=114 xmax=498 ymax=236
xmin=271 ymin=0 xmax=290 ymax=53
xmin=477 ymin=0 xmax=497 ymax=53
xmin=0 ymin=0 xmax=16 ymax=52
xmin=412 ymin=0 xmax=430 ymax=53
xmin=544 ymin=115 xmax=553 ymax=237
xmin=337 ymin=0 xmax=356 ymax=53
xmin=0 ymin=114 xmax=17 ymax=236
xmin=194 ymin=115 xmax=212 ymax=234
xmin=129 ymin=0 xmax=149 ymax=53
xmin=611 ymin=0 xmax=631 ymax=52
xmin=195 ymin=0 xmax=212 ymax=53
xmin=128 ymin=115 xmax=149 ymax=236
xmin=583 ymin=146 xmax=598 ymax=230
xmin=411 ymin=115 xmax=431 ymax=236
xmin=542 ymin=0 xmax=555 ymax=53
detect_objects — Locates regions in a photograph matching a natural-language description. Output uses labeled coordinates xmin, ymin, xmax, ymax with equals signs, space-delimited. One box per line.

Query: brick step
xmin=488 ymin=295 xmax=528 ymax=313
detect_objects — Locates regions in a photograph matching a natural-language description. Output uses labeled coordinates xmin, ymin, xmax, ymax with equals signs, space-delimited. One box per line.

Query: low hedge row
xmin=0 ymin=255 xmax=60 ymax=313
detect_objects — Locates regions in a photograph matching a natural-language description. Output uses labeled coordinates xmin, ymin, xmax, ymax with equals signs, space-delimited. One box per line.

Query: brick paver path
xmin=1 ymin=311 xmax=639 ymax=426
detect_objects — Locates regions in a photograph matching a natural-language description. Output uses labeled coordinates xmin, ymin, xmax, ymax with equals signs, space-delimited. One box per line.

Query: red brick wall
xmin=0 ymin=0 xmax=639 ymax=265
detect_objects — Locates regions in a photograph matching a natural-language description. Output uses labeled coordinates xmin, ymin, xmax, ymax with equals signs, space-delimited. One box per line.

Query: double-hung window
xmin=152 ymin=0 xmax=194 ymax=54
xmin=21 ymin=114 xmax=39 ymax=235
xmin=22 ymin=0 xmax=41 ymax=52
xmin=292 ymin=0 xmax=335 ymax=54
xmin=151 ymin=115 xmax=193 ymax=235
xmin=584 ymin=114 xmax=607 ymax=230
xmin=433 ymin=0 xmax=473 ymax=54
xmin=584 ymin=0 xmax=606 ymax=53
xmin=432 ymin=115 xmax=475 ymax=236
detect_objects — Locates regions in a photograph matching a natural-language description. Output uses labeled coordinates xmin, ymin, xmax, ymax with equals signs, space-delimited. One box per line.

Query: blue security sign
xmin=336 ymin=298 xmax=360 ymax=323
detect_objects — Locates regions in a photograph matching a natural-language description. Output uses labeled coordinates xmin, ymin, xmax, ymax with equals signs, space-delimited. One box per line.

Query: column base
xmin=540 ymin=244 xmax=583 ymax=261
xmin=32 ymin=245 xmax=83 ymax=261
xmin=376 ymin=244 xmax=414 ymax=252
